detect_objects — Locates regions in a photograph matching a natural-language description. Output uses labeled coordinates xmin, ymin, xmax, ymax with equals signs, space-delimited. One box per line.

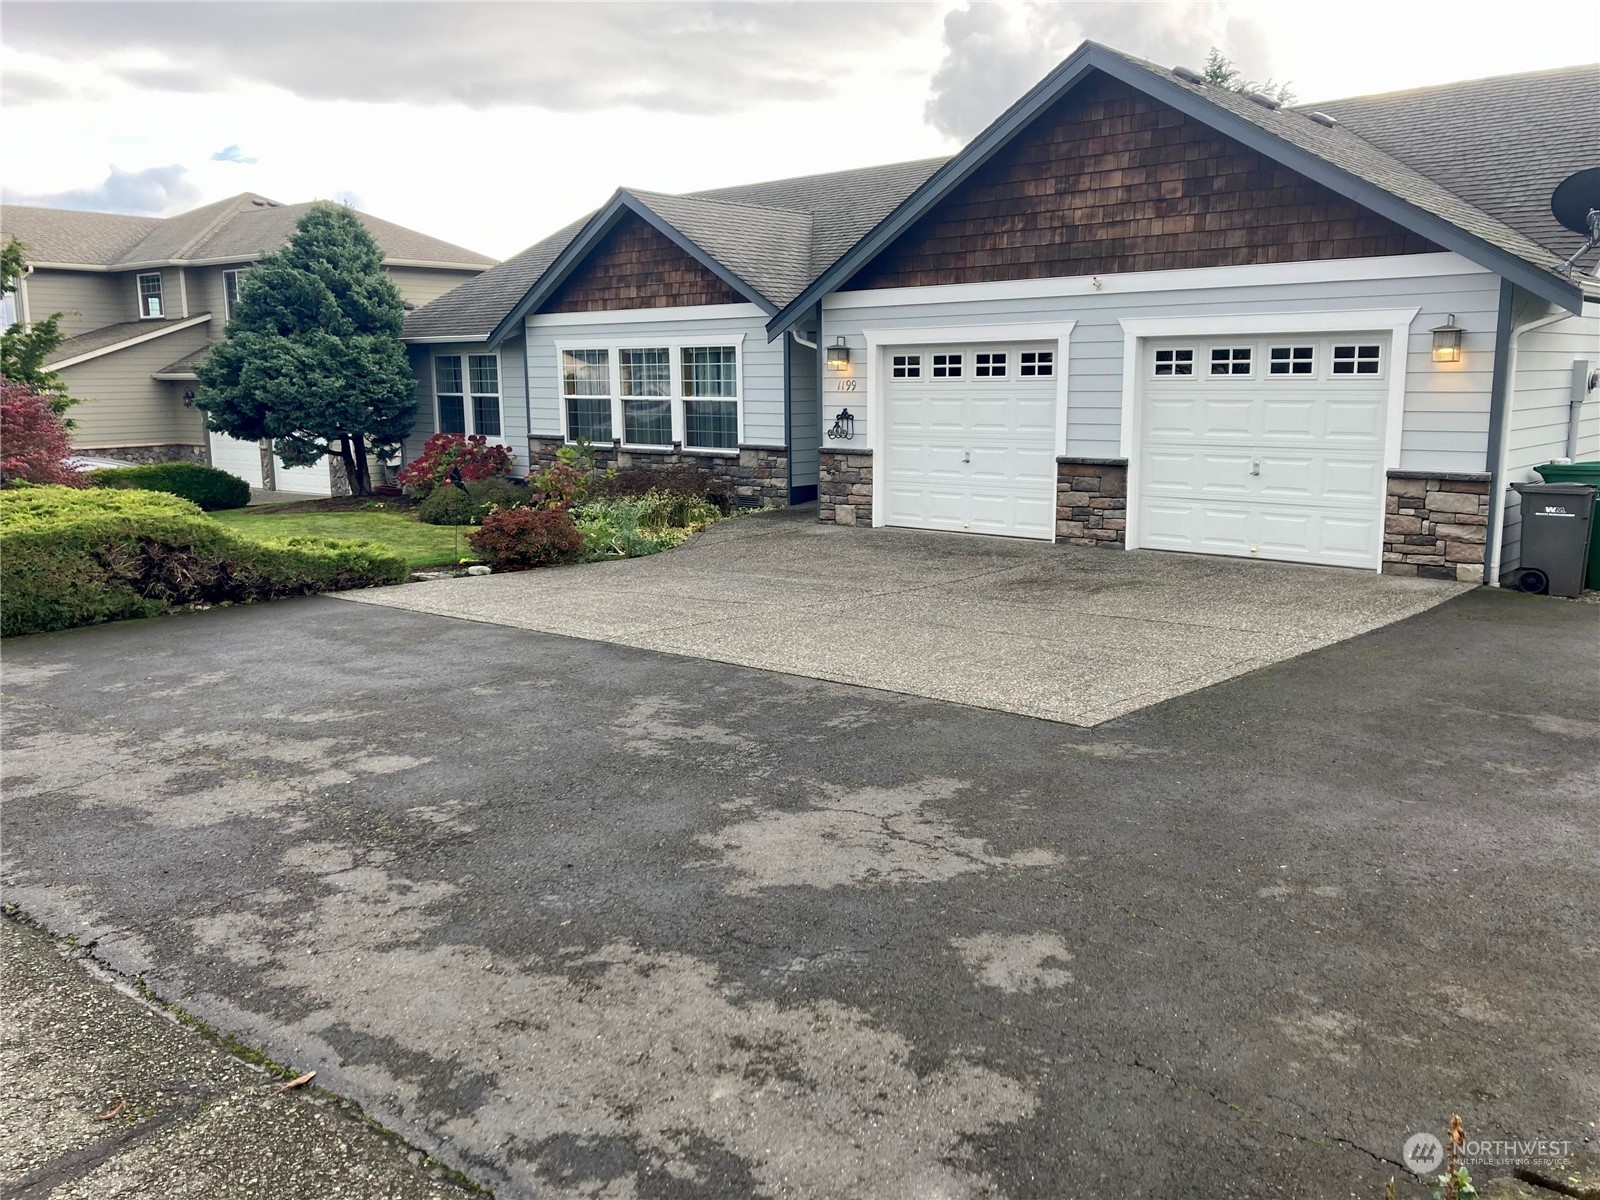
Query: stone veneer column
xmin=1056 ymin=457 xmax=1127 ymax=546
xmin=1383 ymin=471 xmax=1490 ymax=582
xmin=818 ymin=449 xmax=873 ymax=526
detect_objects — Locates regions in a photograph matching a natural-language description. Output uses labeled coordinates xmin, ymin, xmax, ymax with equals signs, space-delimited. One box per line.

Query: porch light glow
xmin=1431 ymin=315 xmax=1463 ymax=363
xmin=826 ymin=337 xmax=851 ymax=371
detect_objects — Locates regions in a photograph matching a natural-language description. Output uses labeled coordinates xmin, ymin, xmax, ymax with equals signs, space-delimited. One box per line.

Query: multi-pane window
xmin=433 ymin=354 xmax=502 ymax=437
xmin=1209 ymin=347 xmax=1252 ymax=376
xmin=891 ymin=354 xmax=921 ymax=379
xmin=1153 ymin=348 xmax=1194 ymax=376
xmin=434 ymin=356 xmax=467 ymax=435
xmin=223 ymin=269 xmax=248 ymax=320
xmin=1331 ymin=344 xmax=1382 ymax=375
xmin=975 ymin=351 xmax=1007 ymax=378
xmin=562 ymin=349 xmax=612 ymax=442
xmin=1019 ymin=351 xmax=1053 ymax=377
xmin=932 ymin=353 xmax=962 ymax=378
xmin=619 ymin=348 xmax=672 ymax=445
xmin=1269 ymin=345 xmax=1315 ymax=375
xmin=468 ymin=355 xmax=502 ymax=436
xmin=682 ymin=346 xmax=738 ymax=450
xmin=138 ymin=272 xmax=164 ymax=318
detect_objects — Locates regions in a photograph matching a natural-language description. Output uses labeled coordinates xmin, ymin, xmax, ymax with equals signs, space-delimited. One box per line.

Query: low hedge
xmin=91 ymin=461 xmax=252 ymax=511
xmin=1 ymin=485 xmax=407 ymax=636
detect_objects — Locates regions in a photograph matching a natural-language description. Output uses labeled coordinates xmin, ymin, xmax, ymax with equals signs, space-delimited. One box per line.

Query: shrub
xmin=90 ymin=461 xmax=251 ymax=510
xmin=417 ymin=484 xmax=480 ymax=526
xmin=397 ymin=433 xmax=513 ymax=497
xmin=469 ymin=507 xmax=584 ymax=570
xmin=596 ymin=464 xmax=733 ymax=513
xmin=0 ymin=380 xmax=89 ymax=488
xmin=573 ymin=490 xmax=721 ymax=560
xmin=1 ymin=485 xmax=406 ymax=637
xmin=468 ymin=476 xmax=530 ymax=513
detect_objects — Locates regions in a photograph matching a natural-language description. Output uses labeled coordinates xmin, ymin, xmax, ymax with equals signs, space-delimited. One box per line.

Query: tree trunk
xmin=337 ymin=433 xmax=364 ymax=497
xmin=353 ymin=434 xmax=372 ymax=496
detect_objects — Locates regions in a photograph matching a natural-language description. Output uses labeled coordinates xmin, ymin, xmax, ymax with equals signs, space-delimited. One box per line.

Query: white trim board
xmin=1116 ymin=308 xmax=1419 ymax=573
xmin=863 ymin=320 xmax=1075 ymax=534
xmin=48 ymin=313 xmax=214 ymax=370
xmin=528 ymin=302 xmax=765 ymax=329
xmin=826 ymin=254 xmax=1483 ymax=311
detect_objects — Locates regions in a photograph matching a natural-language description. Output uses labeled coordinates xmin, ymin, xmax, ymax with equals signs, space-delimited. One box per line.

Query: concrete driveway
xmin=339 ymin=506 xmax=1468 ymax=725
xmin=3 ymin=589 xmax=1597 ymax=1199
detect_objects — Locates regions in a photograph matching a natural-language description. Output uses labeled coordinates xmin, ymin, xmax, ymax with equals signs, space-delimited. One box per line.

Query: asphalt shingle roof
xmin=153 ymin=344 xmax=213 ymax=377
xmin=0 ymin=208 xmax=161 ymax=266
xmin=43 ymin=317 xmax=208 ymax=368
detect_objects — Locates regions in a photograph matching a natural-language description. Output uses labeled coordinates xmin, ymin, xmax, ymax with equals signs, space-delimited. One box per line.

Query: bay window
xmin=433 ymin=352 xmax=502 ymax=437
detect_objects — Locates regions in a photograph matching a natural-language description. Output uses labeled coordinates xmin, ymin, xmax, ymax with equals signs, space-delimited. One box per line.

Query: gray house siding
xmin=403 ymin=337 xmax=529 ymax=476
xmin=60 ymin=325 xmax=212 ymax=450
xmin=24 ymin=269 xmax=127 ymax=336
xmin=786 ymin=326 xmax=821 ymax=500
xmin=820 ymin=254 xmax=1503 ymax=474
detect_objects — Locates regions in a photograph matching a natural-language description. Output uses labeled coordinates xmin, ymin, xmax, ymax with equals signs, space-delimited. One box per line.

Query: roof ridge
xmin=1303 ymin=61 xmax=1599 ymax=110
xmin=691 ymin=155 xmax=954 ymax=198
xmin=638 ymin=188 xmax=810 ymax=218
xmin=160 ymin=192 xmax=282 ymax=262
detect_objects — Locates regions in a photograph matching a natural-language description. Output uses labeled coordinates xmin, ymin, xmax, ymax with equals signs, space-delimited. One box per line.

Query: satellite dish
xmin=1550 ymin=167 xmax=1600 ymax=236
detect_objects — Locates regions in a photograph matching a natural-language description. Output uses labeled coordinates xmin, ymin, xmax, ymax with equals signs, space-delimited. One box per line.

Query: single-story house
xmin=2 ymin=193 xmax=495 ymax=493
xmin=401 ymin=43 xmax=1599 ymax=584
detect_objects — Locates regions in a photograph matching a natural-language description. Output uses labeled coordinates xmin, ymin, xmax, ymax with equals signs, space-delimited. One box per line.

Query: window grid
xmin=138 ymin=273 xmax=164 ymax=318
xmin=1153 ymin=348 xmax=1194 ymax=376
xmin=932 ymin=353 xmax=962 ymax=379
xmin=975 ymin=351 xmax=1007 ymax=378
xmin=891 ymin=353 xmax=921 ymax=379
xmin=1331 ymin=344 xmax=1382 ymax=375
xmin=1269 ymin=346 xmax=1316 ymax=375
xmin=682 ymin=346 xmax=737 ymax=397
xmin=684 ymin=401 xmax=737 ymax=449
xmin=619 ymin=347 xmax=671 ymax=397
xmin=1019 ymin=351 xmax=1053 ymax=377
xmin=562 ymin=349 xmax=612 ymax=442
xmin=1209 ymin=347 xmax=1252 ymax=376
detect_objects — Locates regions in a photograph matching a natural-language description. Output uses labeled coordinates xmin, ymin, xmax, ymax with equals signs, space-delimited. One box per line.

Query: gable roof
xmin=43 ymin=314 xmax=212 ymax=369
xmin=403 ymin=159 xmax=946 ymax=343
xmin=3 ymin=193 xmax=496 ymax=270
xmin=769 ymin=43 xmax=1593 ymax=333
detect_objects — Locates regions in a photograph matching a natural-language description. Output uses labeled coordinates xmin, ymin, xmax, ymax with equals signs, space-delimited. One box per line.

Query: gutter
xmin=1484 ymin=288 xmax=1571 ymax=585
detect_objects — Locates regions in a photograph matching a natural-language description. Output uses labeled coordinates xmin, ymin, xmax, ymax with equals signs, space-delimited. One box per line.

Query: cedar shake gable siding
xmin=542 ymin=212 xmax=743 ymax=313
xmin=844 ymin=75 xmax=1441 ymax=290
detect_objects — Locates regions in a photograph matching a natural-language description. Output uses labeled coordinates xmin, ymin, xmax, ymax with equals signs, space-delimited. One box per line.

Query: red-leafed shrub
xmin=397 ymin=433 xmax=513 ymax=497
xmin=469 ymin=507 xmax=584 ymax=570
xmin=0 ymin=381 xmax=89 ymax=488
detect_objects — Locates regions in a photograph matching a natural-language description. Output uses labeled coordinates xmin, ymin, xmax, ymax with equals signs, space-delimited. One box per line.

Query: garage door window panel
xmin=932 ymin=353 xmax=962 ymax=378
xmin=1153 ymin=348 xmax=1194 ymax=377
xmin=1331 ymin=344 xmax=1383 ymax=377
xmin=975 ymin=352 xmax=1007 ymax=378
xmin=562 ymin=349 xmax=612 ymax=443
xmin=891 ymin=354 xmax=921 ymax=379
xmin=1019 ymin=351 xmax=1053 ymax=377
xmin=620 ymin=348 xmax=672 ymax=446
xmin=1209 ymin=347 xmax=1252 ymax=377
xmin=1269 ymin=345 xmax=1315 ymax=376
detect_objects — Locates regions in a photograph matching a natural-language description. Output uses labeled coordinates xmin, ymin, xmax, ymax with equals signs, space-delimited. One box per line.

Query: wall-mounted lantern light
xmin=825 ymin=336 xmax=851 ymax=371
xmin=1431 ymin=315 xmax=1463 ymax=363
xmin=181 ymin=389 xmax=197 ymax=407
xmin=827 ymin=408 xmax=856 ymax=441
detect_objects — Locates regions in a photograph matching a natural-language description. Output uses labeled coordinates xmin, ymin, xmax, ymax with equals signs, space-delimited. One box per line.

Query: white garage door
xmin=208 ymin=431 xmax=264 ymax=489
xmin=882 ymin=343 xmax=1058 ymax=540
xmin=272 ymin=455 xmax=333 ymax=495
xmin=1137 ymin=335 xmax=1389 ymax=569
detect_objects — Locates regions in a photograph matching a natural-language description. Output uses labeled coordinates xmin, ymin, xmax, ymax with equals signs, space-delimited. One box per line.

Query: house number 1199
xmin=832 ymin=378 xmax=858 ymax=392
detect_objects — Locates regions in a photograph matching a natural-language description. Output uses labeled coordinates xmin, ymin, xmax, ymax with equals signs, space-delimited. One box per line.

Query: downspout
xmin=18 ymin=262 xmax=34 ymax=325
xmin=789 ymin=329 xmax=818 ymax=350
xmin=1484 ymin=285 xmax=1571 ymax=585
xmin=178 ymin=266 xmax=189 ymax=318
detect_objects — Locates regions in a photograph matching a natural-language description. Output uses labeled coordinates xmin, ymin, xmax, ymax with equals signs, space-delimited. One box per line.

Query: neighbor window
xmin=1153 ymin=348 xmax=1194 ymax=376
xmin=1269 ymin=345 xmax=1315 ymax=375
xmin=1331 ymin=343 xmax=1382 ymax=375
xmin=223 ymin=269 xmax=248 ymax=320
xmin=619 ymin=347 xmax=672 ymax=445
xmin=1209 ymin=347 xmax=1252 ymax=376
xmin=138 ymin=272 xmax=164 ymax=318
xmin=1019 ymin=351 xmax=1053 ymax=377
xmin=682 ymin=345 xmax=738 ymax=449
xmin=975 ymin=351 xmax=1007 ymax=378
xmin=932 ymin=352 xmax=962 ymax=378
xmin=562 ymin=348 xmax=612 ymax=442
xmin=433 ymin=353 xmax=502 ymax=437
xmin=891 ymin=353 xmax=921 ymax=379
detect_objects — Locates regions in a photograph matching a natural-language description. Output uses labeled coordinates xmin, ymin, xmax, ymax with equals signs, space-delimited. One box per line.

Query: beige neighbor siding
xmin=60 ymin=325 xmax=212 ymax=449
xmin=23 ymin=269 xmax=129 ymax=336
xmin=187 ymin=264 xmax=251 ymax=338
xmin=386 ymin=266 xmax=483 ymax=308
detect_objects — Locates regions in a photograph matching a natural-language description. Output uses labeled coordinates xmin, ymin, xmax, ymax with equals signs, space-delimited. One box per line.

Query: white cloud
xmin=3 ymin=164 xmax=201 ymax=215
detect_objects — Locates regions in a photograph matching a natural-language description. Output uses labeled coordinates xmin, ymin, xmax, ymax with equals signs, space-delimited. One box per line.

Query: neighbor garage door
xmin=1137 ymin=334 xmax=1390 ymax=569
xmin=881 ymin=342 xmax=1058 ymax=540
xmin=208 ymin=431 xmax=264 ymax=489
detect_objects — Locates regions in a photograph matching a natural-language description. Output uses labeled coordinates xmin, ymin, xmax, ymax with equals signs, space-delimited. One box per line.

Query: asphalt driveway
xmin=337 ymin=506 xmax=1468 ymax=725
xmin=3 ymin=588 xmax=1597 ymax=1199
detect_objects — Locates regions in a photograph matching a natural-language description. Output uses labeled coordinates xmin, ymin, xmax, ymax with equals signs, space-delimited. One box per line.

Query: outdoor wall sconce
xmin=1431 ymin=315 xmax=1463 ymax=363
xmin=827 ymin=408 xmax=856 ymax=440
xmin=825 ymin=336 xmax=851 ymax=371
xmin=181 ymin=389 xmax=196 ymax=407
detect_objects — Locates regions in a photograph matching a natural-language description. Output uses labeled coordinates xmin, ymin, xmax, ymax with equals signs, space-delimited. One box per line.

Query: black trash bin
xmin=1511 ymin=482 xmax=1597 ymax=597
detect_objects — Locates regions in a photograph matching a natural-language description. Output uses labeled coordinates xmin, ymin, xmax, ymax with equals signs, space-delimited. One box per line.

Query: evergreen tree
xmin=1 ymin=238 xmax=76 ymax=416
xmin=196 ymin=204 xmax=415 ymax=495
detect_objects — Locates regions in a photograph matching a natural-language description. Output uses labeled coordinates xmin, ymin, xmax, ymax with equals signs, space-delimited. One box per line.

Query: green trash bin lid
xmin=1536 ymin=460 xmax=1600 ymax=484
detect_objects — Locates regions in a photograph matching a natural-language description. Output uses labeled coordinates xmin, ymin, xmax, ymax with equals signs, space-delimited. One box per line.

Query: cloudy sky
xmin=3 ymin=1 xmax=1594 ymax=261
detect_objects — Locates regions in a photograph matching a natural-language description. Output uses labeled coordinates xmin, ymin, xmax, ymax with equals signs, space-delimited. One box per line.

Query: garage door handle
xmin=963 ymin=450 xmax=971 ymax=463
xmin=1250 ymin=459 xmax=1260 ymax=476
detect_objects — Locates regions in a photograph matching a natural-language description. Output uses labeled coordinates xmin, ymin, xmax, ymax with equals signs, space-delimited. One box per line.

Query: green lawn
xmin=210 ymin=507 xmax=473 ymax=569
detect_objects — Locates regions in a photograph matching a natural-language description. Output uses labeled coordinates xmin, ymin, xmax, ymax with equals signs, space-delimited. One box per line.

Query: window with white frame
xmin=433 ymin=353 xmax=502 ymax=437
xmin=1153 ymin=347 xmax=1194 ymax=376
xmin=137 ymin=272 xmax=164 ymax=318
xmin=1019 ymin=350 xmax=1053 ymax=377
xmin=975 ymin=351 xmax=1007 ymax=378
xmin=223 ymin=269 xmax=248 ymax=320
xmin=891 ymin=353 xmax=921 ymax=379
xmin=620 ymin=347 xmax=672 ymax=445
xmin=1331 ymin=343 xmax=1382 ymax=376
xmin=932 ymin=352 xmax=962 ymax=378
xmin=562 ymin=349 xmax=612 ymax=442
xmin=682 ymin=346 xmax=738 ymax=449
xmin=1268 ymin=345 xmax=1316 ymax=375
xmin=1209 ymin=347 xmax=1252 ymax=376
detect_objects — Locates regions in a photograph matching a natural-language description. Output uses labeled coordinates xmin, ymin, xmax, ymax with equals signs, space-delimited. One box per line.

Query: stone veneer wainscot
xmin=818 ymin=448 xmax=873 ymax=526
xmin=1383 ymin=471 xmax=1490 ymax=582
xmin=1056 ymin=458 xmax=1127 ymax=547
xmin=526 ymin=437 xmax=788 ymax=508
xmin=80 ymin=443 xmax=208 ymax=466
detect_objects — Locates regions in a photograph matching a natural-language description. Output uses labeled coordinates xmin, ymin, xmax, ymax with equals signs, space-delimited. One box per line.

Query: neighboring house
xmin=2 ymin=194 xmax=494 ymax=493
xmin=406 ymin=44 xmax=1598 ymax=585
